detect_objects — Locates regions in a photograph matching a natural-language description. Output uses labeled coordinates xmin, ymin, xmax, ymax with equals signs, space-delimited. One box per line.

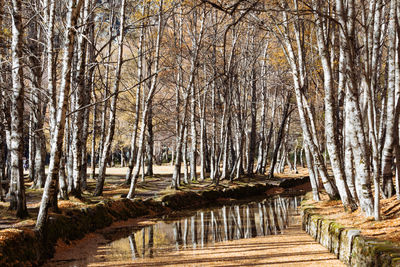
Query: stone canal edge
xmin=301 ymin=193 xmax=400 ymax=267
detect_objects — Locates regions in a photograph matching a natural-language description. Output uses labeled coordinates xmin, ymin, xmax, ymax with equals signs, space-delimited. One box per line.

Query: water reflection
xmin=128 ymin=234 xmax=139 ymax=259
xmin=52 ymin=196 xmax=302 ymax=266
xmin=115 ymin=196 xmax=302 ymax=262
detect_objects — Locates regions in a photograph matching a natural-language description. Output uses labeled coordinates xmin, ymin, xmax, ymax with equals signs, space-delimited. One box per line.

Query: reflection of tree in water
xmin=142 ymin=228 xmax=145 ymax=258
xmin=124 ymin=196 xmax=302 ymax=261
xmin=183 ymin=218 xmax=188 ymax=248
xmin=200 ymin=211 xmax=210 ymax=247
xmin=250 ymin=204 xmax=257 ymax=237
xmin=222 ymin=206 xmax=228 ymax=241
xmin=191 ymin=215 xmax=197 ymax=248
xmin=235 ymin=205 xmax=243 ymax=238
xmin=258 ymin=203 xmax=265 ymax=235
xmin=228 ymin=207 xmax=234 ymax=240
xmin=149 ymin=225 xmax=154 ymax=258
xmin=128 ymin=234 xmax=139 ymax=259
xmin=173 ymin=221 xmax=182 ymax=250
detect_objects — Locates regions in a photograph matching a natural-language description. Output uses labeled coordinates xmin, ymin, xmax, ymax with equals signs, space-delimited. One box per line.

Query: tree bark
xmin=127 ymin=0 xmax=163 ymax=198
xmin=146 ymin=99 xmax=154 ymax=176
xmin=36 ymin=0 xmax=84 ymax=232
xmin=9 ymin=0 xmax=27 ymax=218
xmin=276 ymin=4 xmax=339 ymax=199
xmin=313 ymin=0 xmax=356 ymax=211
xmin=125 ymin=0 xmax=145 ymax=184
xmin=336 ymin=0 xmax=374 ymax=216
xmin=268 ymin=94 xmax=291 ymax=178
xmin=381 ymin=0 xmax=398 ymax=198
xmin=256 ymin=43 xmax=268 ymax=174
xmin=171 ymin=97 xmax=189 ymax=189
xmin=247 ymin=68 xmax=257 ymax=175
xmin=94 ymin=0 xmax=126 ymax=196
xmin=71 ymin=0 xmax=90 ymax=197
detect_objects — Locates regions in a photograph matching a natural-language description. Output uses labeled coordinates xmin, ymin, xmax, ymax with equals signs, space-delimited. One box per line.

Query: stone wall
xmin=302 ymin=194 xmax=400 ymax=267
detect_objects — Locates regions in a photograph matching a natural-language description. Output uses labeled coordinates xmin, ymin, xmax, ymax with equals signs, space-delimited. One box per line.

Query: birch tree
xmin=312 ymin=0 xmax=356 ymax=211
xmin=36 ymin=0 xmax=84 ymax=232
xmin=125 ymin=0 xmax=146 ymax=184
xmin=335 ymin=0 xmax=374 ymax=216
xmin=26 ymin=1 xmax=46 ymax=189
xmin=71 ymin=0 xmax=91 ymax=197
xmin=381 ymin=0 xmax=398 ymax=199
xmin=272 ymin=1 xmax=339 ymax=199
xmin=127 ymin=0 xmax=164 ymax=198
xmin=94 ymin=0 xmax=126 ymax=196
xmin=9 ymin=0 xmax=27 ymax=218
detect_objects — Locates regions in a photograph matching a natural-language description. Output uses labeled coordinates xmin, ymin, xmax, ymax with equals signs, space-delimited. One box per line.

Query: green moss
xmin=391 ymin=257 xmax=400 ymax=266
xmin=302 ymin=201 xmax=400 ymax=267
xmin=371 ymin=244 xmax=400 ymax=253
xmin=329 ymin=222 xmax=345 ymax=232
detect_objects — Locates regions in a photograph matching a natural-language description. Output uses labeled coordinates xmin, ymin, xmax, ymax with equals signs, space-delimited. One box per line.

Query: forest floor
xmin=0 ymin=165 xmax=307 ymax=230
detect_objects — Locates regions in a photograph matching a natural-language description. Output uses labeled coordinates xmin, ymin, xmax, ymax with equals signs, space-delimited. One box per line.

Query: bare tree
xmin=94 ymin=0 xmax=126 ymax=196
xmin=70 ymin=0 xmax=91 ymax=197
xmin=9 ymin=0 xmax=27 ymax=218
xmin=127 ymin=0 xmax=164 ymax=198
xmin=36 ymin=0 xmax=84 ymax=232
xmin=312 ymin=0 xmax=356 ymax=211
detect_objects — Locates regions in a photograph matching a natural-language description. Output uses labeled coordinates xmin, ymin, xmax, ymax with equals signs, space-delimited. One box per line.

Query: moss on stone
xmin=391 ymin=257 xmax=400 ymax=265
xmin=302 ymin=193 xmax=400 ymax=267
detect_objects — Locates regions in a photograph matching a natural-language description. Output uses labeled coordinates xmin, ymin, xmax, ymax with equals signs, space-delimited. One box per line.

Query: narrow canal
xmin=45 ymin=196 xmax=344 ymax=266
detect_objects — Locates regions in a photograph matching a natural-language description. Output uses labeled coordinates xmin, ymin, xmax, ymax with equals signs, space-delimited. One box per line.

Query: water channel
xmin=46 ymin=196 xmax=306 ymax=266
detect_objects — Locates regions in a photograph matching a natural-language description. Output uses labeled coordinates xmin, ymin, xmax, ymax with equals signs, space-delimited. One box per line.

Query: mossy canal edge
xmin=301 ymin=193 xmax=400 ymax=267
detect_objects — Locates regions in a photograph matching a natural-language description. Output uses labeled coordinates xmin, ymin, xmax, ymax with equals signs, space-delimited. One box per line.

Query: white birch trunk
xmin=90 ymin=88 xmax=97 ymax=180
xmin=313 ymin=0 xmax=356 ymax=210
xmin=171 ymin=96 xmax=189 ymax=189
xmin=188 ymin=9 xmax=206 ymax=182
xmin=304 ymin=143 xmax=320 ymax=201
xmin=127 ymin=0 xmax=163 ymax=198
xmin=210 ymin=16 xmax=218 ymax=181
xmin=199 ymin=65 xmax=207 ymax=181
xmin=276 ymin=4 xmax=338 ymax=198
xmin=94 ymin=0 xmax=126 ymax=196
xmin=183 ymin=126 xmax=189 ymax=184
xmin=335 ymin=0 xmax=374 ymax=216
xmin=36 ymin=0 xmax=84 ymax=231
xmin=256 ymin=43 xmax=268 ymax=174
xmin=71 ymin=0 xmax=90 ymax=196
xmin=125 ymin=0 xmax=145 ymax=184
xmin=381 ymin=0 xmax=398 ymax=198
xmin=247 ymin=68 xmax=257 ymax=175
xmin=9 ymin=0 xmax=27 ymax=218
